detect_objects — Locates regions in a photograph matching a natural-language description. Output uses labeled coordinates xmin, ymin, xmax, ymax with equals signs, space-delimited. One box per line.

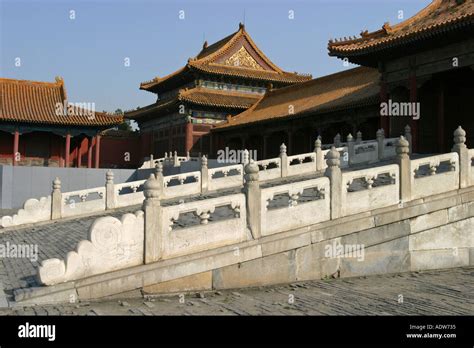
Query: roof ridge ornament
xmin=239 ymin=22 xmax=245 ymax=30
xmin=382 ymin=22 xmax=393 ymax=34
xmin=203 ymin=41 xmax=208 ymax=49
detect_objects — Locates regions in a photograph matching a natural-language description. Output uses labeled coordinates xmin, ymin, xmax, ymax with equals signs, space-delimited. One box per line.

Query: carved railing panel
xmin=411 ymin=153 xmax=459 ymax=200
xmin=208 ymin=164 xmax=243 ymax=191
xmin=160 ymin=193 xmax=247 ymax=259
xmin=163 ymin=171 xmax=201 ymax=199
xmin=62 ymin=187 xmax=106 ymax=217
xmin=115 ymin=180 xmax=146 ymax=208
xmin=352 ymin=142 xmax=378 ymax=164
xmin=287 ymin=153 xmax=316 ymax=176
xmin=256 ymin=158 xmax=281 ymax=181
xmin=342 ymin=164 xmax=399 ymax=216
xmin=260 ymin=177 xmax=330 ymax=236
xmin=382 ymin=138 xmax=398 ymax=158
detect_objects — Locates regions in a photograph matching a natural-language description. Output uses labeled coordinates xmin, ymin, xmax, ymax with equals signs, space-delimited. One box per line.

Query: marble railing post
xmin=452 ymin=126 xmax=469 ymax=188
xmin=155 ymin=162 xmax=164 ymax=189
xmin=356 ymin=131 xmax=362 ymax=145
xmin=347 ymin=133 xmax=355 ymax=166
xmin=51 ymin=177 xmax=62 ymax=220
xmin=334 ymin=134 xmax=341 ymax=147
xmin=201 ymin=155 xmax=209 ymax=193
xmin=149 ymin=154 xmax=154 ymax=168
xmin=404 ymin=125 xmax=412 ymax=155
xmin=242 ymin=149 xmax=250 ymax=165
xmin=376 ymin=129 xmax=384 ymax=160
xmin=325 ymin=147 xmax=342 ymax=219
xmin=396 ymin=136 xmax=411 ymax=202
xmin=105 ymin=170 xmax=116 ymax=210
xmin=143 ymin=172 xmax=163 ymax=264
xmin=173 ymin=151 xmax=179 ymax=167
xmin=314 ymin=138 xmax=323 ymax=171
xmin=243 ymin=160 xmax=261 ymax=239
xmin=280 ymin=143 xmax=288 ymax=177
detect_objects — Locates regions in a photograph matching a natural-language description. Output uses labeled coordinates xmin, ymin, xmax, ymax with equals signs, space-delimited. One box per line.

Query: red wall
xmin=0 ymin=130 xmax=148 ymax=169
xmin=100 ymin=136 xmax=141 ymax=168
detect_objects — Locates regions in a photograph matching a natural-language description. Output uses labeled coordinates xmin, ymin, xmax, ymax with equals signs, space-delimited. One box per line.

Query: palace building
xmin=328 ymin=0 xmax=474 ymax=153
xmin=211 ymin=67 xmax=381 ymax=158
xmin=2 ymin=0 xmax=472 ymax=169
xmin=0 ymin=77 xmax=123 ymax=167
xmin=125 ymin=23 xmax=312 ymax=157
xmin=211 ymin=0 xmax=474 ymax=157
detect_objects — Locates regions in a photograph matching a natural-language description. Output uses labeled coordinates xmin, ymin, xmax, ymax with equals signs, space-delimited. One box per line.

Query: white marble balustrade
xmin=287 ymin=153 xmax=317 ymax=176
xmin=341 ymin=164 xmax=399 ymax=216
xmin=353 ymin=142 xmax=378 ymax=164
xmin=256 ymin=158 xmax=281 ymax=181
xmin=322 ymin=147 xmax=349 ymax=170
xmin=115 ymin=179 xmax=146 ymax=208
xmin=382 ymin=138 xmax=398 ymax=158
xmin=207 ymin=164 xmax=244 ymax=191
xmin=411 ymin=153 xmax=459 ymax=200
xmin=260 ymin=177 xmax=330 ymax=236
xmin=61 ymin=187 xmax=106 ymax=217
xmin=0 ymin=196 xmax=52 ymax=228
xmin=160 ymin=193 xmax=247 ymax=259
xmin=163 ymin=171 xmax=201 ymax=199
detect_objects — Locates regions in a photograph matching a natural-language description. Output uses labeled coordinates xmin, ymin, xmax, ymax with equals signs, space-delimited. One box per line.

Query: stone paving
xmin=0 ymin=267 xmax=472 ymax=315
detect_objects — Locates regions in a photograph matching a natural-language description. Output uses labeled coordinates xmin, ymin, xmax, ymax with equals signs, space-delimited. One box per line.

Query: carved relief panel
xmin=224 ymin=46 xmax=264 ymax=70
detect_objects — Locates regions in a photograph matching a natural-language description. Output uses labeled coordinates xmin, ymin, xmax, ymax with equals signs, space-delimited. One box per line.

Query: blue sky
xmin=0 ymin=0 xmax=431 ymax=112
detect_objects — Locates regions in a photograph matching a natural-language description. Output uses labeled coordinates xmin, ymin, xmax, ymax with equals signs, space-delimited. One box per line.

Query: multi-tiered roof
xmin=127 ymin=23 xmax=312 ymax=122
xmin=328 ymin=0 xmax=474 ymax=66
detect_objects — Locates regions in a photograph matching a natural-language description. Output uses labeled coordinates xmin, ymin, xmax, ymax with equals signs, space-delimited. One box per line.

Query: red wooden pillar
xmin=77 ymin=138 xmax=82 ymax=168
xmin=94 ymin=134 xmax=101 ymax=168
xmin=380 ymin=81 xmax=390 ymax=136
xmin=185 ymin=120 xmax=193 ymax=154
xmin=409 ymin=74 xmax=418 ymax=152
xmin=437 ymin=81 xmax=445 ymax=153
xmin=65 ymin=133 xmax=71 ymax=168
xmin=87 ymin=137 xmax=93 ymax=168
xmin=12 ymin=130 xmax=20 ymax=166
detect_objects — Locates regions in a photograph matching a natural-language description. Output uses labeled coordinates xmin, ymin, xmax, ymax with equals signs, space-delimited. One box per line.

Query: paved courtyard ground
xmin=0 ymin=267 xmax=472 ymax=315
